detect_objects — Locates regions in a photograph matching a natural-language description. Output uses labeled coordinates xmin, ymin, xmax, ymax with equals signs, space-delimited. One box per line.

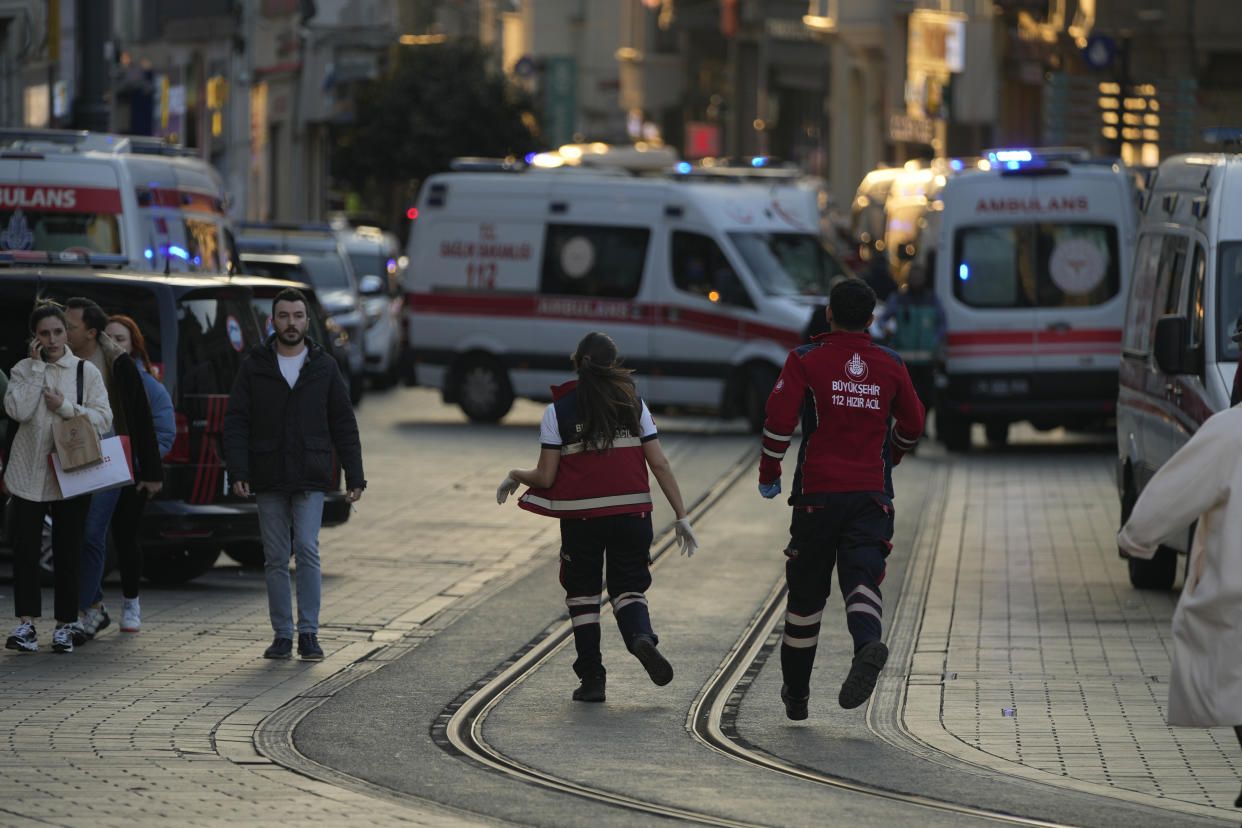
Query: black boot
xmin=572 ymin=674 xmax=606 ymax=702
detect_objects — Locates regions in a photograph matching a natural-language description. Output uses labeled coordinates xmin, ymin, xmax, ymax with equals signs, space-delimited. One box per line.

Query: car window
xmin=671 ymin=231 xmax=752 ymax=308
xmin=953 ymin=223 xmax=1120 ymax=309
xmin=176 ymin=292 xmax=262 ymax=395
xmin=1 ymin=208 xmax=122 ymax=255
xmin=347 ymin=249 xmax=385 ymax=279
xmin=297 ymin=252 xmax=354 ymax=290
xmin=1123 ymin=233 xmax=1162 ymax=354
xmin=1216 ymin=241 xmax=1242 ymax=362
xmin=540 ymin=223 xmax=648 ymax=299
xmin=728 ymin=231 xmax=847 ymax=297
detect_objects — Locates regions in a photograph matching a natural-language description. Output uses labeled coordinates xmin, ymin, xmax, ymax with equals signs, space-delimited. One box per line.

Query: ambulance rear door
xmin=1026 ymin=170 xmax=1133 ymax=404
xmin=0 ymin=156 xmax=127 ymax=258
xmin=943 ymin=174 xmax=1038 ymax=405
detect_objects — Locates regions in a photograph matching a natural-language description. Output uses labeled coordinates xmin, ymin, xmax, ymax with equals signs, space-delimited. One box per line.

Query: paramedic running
xmin=759 ymin=278 xmax=925 ymax=720
xmin=496 ymin=331 xmax=698 ymax=703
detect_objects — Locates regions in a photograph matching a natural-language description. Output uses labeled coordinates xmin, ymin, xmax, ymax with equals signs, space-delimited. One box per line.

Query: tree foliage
xmin=332 ymin=42 xmax=540 ymax=218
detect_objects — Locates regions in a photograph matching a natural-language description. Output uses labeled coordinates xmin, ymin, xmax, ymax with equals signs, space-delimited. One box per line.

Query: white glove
xmin=674 ymin=518 xmax=698 ymax=557
xmin=496 ymin=475 xmax=519 ymax=505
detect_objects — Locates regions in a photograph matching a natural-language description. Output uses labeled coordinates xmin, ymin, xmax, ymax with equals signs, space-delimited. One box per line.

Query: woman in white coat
xmin=1118 ymin=405 xmax=1242 ymax=808
xmin=2 ymin=302 xmax=111 ymax=655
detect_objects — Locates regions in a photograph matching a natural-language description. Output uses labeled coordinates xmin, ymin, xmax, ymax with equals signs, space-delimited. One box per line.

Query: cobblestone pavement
xmin=904 ymin=428 xmax=1241 ymax=819
xmin=0 ymin=387 xmax=750 ymax=827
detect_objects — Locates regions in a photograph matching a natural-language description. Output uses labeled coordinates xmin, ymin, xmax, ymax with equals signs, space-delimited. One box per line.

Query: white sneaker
xmin=121 ymin=599 xmax=141 ymax=632
xmin=5 ymin=621 xmax=37 ymax=652
xmin=80 ymin=604 xmax=111 ymax=638
xmin=52 ymin=626 xmax=74 ymax=654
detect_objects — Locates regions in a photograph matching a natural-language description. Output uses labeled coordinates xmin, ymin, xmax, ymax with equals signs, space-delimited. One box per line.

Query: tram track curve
xmin=436 ymin=451 xmax=1080 ymax=828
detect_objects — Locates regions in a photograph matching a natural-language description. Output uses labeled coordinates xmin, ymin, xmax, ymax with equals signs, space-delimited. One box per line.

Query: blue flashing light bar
xmin=949 ymin=159 xmax=964 ymax=171
xmin=750 ymin=156 xmax=769 ymax=168
xmin=143 ymin=248 xmax=154 ymax=260
xmin=523 ymin=152 xmax=537 ymax=163
xmin=675 ymin=161 xmax=692 ymax=174
xmin=959 ymin=263 xmax=970 ymax=282
xmin=167 ymin=245 xmax=189 ymax=260
xmin=988 ymin=149 xmax=1033 ymax=165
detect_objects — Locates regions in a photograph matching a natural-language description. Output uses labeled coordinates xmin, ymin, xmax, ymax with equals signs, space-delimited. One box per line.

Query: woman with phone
xmin=2 ymin=302 xmax=111 ymax=654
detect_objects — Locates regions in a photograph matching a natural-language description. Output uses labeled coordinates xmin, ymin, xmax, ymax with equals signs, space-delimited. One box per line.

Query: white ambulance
xmin=0 ymin=129 xmax=238 ymax=274
xmin=934 ymin=148 xmax=1140 ymax=449
xmin=1115 ymin=148 xmax=1242 ymax=589
xmin=403 ymin=161 xmax=854 ymax=427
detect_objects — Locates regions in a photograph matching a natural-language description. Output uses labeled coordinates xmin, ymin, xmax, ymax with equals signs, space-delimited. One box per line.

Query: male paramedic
xmin=758 ymin=278 xmax=925 ymax=720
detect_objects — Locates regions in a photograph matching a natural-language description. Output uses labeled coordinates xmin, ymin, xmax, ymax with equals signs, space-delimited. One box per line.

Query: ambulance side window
xmin=1188 ymin=242 xmax=1206 ymax=351
xmin=671 ymin=232 xmax=753 ymax=309
xmin=540 ymin=224 xmax=648 ymax=299
xmin=1150 ymin=234 xmax=1189 ymax=350
xmin=1123 ymin=233 xmax=1162 ymax=355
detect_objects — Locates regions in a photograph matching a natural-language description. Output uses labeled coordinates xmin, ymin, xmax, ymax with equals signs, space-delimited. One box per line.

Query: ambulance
xmin=403 ymin=160 xmax=853 ymax=428
xmin=1115 ymin=146 xmax=1242 ymax=589
xmin=0 ymin=128 xmax=238 ymax=274
xmin=934 ymin=148 xmax=1140 ymax=450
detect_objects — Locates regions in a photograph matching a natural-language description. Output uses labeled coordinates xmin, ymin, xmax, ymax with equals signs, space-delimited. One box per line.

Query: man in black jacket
xmin=65 ymin=297 xmax=164 ymax=642
xmin=224 ymin=288 xmax=365 ymax=661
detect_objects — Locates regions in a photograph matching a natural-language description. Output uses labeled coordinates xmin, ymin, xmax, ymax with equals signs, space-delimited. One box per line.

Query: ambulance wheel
xmin=743 ymin=363 xmax=779 ymax=433
xmin=985 ymin=421 xmax=1009 ymax=447
xmin=1128 ymin=545 xmax=1177 ymax=591
xmin=456 ymin=356 xmax=514 ymax=423
xmin=939 ymin=411 xmax=971 ymax=452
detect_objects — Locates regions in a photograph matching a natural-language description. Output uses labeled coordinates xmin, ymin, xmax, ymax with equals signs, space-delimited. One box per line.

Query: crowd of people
xmin=1 ymin=288 xmax=366 ymax=660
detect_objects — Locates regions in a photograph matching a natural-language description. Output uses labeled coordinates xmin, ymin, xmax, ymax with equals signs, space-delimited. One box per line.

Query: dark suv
xmin=0 ymin=260 xmax=351 ymax=582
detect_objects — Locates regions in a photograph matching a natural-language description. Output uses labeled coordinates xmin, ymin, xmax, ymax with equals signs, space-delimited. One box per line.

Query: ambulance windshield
xmin=728 ymin=231 xmax=851 ymax=296
xmin=1216 ymin=241 xmax=1242 ymax=362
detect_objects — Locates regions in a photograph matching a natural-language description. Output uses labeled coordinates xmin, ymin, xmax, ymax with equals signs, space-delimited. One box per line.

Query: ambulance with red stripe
xmin=0 ymin=129 xmax=238 ymax=274
xmin=933 ymin=148 xmax=1139 ymax=450
xmin=403 ymin=160 xmax=853 ymax=428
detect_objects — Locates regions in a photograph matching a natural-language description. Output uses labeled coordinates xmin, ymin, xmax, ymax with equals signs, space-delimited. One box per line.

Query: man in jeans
xmin=223 ymin=288 xmax=365 ymax=660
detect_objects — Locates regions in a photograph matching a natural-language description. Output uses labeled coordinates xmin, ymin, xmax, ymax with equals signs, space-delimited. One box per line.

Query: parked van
xmin=1115 ymin=151 xmax=1242 ymax=589
xmin=0 ymin=260 xmax=350 ymax=583
xmin=934 ymin=148 xmax=1139 ymax=450
xmin=404 ymin=162 xmax=851 ymax=428
xmin=0 ymin=128 xmax=238 ymax=274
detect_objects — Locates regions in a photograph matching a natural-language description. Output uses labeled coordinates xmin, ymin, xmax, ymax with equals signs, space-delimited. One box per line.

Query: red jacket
xmin=760 ymin=330 xmax=924 ymax=498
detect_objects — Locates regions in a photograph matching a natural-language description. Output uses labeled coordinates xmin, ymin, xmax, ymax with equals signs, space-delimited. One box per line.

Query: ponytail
xmin=572 ymin=332 xmax=640 ymax=451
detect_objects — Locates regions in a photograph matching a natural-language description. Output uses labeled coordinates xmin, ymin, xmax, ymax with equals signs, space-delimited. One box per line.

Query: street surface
xmin=0 ymin=385 xmax=1238 ymax=827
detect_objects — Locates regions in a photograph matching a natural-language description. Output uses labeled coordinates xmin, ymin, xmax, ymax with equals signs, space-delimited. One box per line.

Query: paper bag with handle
xmin=50 ymin=361 xmax=102 ymax=471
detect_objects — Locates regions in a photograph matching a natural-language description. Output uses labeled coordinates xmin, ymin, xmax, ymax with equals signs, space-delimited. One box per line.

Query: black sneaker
xmin=838 ymin=640 xmax=888 ymax=709
xmin=297 ymin=633 xmax=324 ymax=661
xmin=781 ymin=684 xmax=809 ymax=720
xmin=572 ymin=675 xmax=606 ymax=702
xmin=631 ymin=634 xmax=673 ymax=686
xmin=263 ymin=637 xmax=293 ymax=659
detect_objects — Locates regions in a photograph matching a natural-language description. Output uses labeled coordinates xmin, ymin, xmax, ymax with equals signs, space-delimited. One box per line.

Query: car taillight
xmin=166 ymin=412 xmax=190 ymax=463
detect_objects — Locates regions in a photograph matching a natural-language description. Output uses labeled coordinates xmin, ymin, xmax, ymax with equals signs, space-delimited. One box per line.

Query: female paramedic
xmin=496 ymin=331 xmax=698 ymax=703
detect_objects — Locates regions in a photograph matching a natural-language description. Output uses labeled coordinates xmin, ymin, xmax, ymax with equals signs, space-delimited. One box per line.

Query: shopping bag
xmin=51 ymin=413 xmax=103 ymax=470
xmin=49 ymin=435 xmax=133 ymax=498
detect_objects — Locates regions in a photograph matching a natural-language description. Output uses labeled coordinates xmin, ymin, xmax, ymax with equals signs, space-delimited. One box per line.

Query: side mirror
xmin=1153 ymin=315 xmax=1200 ymax=375
xmin=358 ymin=274 xmax=384 ymax=295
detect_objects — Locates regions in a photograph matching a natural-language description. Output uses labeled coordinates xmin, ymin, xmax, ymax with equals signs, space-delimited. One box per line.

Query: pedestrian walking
xmin=64 ymin=297 xmax=164 ymax=644
xmin=98 ymin=315 xmax=176 ymax=632
xmin=875 ymin=259 xmax=946 ymax=416
xmin=1117 ymin=406 xmax=1242 ymax=809
xmin=496 ymin=331 xmax=698 ymax=703
xmin=223 ymin=287 xmax=366 ymax=661
xmin=3 ymin=302 xmax=112 ymax=654
xmin=758 ymin=278 xmax=924 ymax=720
